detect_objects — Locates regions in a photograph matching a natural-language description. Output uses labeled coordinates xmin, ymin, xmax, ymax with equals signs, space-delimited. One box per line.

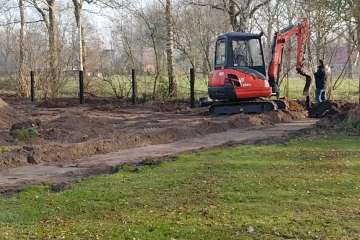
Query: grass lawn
xmin=280 ymin=78 xmax=360 ymax=102
xmin=0 ymin=135 xmax=360 ymax=239
xmin=1 ymin=73 xmax=358 ymax=102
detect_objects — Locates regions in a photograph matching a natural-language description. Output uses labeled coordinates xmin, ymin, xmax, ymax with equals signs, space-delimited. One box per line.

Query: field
xmin=0 ymin=134 xmax=359 ymax=239
xmin=279 ymin=77 xmax=360 ymax=102
xmin=56 ymin=75 xmax=360 ymax=102
xmin=1 ymin=74 xmax=359 ymax=102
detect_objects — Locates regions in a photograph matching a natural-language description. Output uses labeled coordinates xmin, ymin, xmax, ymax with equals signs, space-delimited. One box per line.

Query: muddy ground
xmin=0 ymin=96 xmax=309 ymax=169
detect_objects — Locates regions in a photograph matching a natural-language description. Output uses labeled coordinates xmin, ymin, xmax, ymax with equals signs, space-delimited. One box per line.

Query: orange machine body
xmin=208 ymin=18 xmax=310 ymax=102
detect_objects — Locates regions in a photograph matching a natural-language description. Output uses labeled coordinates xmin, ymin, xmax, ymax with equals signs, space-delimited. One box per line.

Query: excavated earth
xmin=309 ymin=100 xmax=360 ymax=132
xmin=0 ymin=96 xmax=309 ymax=170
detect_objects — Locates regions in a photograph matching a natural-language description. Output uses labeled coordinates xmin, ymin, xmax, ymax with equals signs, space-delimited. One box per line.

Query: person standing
xmin=314 ymin=59 xmax=328 ymax=103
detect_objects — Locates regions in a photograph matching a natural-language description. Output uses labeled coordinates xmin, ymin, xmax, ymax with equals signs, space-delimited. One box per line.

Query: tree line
xmin=0 ymin=0 xmax=358 ymax=100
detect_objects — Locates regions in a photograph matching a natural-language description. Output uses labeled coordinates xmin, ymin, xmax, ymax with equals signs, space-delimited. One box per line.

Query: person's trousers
xmin=316 ymin=89 xmax=326 ymax=103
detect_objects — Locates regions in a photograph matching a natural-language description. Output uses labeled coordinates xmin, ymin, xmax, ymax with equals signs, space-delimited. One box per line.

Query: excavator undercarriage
xmin=209 ymin=99 xmax=288 ymax=115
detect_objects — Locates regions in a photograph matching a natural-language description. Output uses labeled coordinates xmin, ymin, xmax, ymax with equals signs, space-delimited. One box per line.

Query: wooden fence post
xmin=190 ymin=68 xmax=195 ymax=108
xmin=30 ymin=71 xmax=35 ymax=102
xmin=79 ymin=70 xmax=84 ymax=104
xmin=132 ymin=69 xmax=137 ymax=104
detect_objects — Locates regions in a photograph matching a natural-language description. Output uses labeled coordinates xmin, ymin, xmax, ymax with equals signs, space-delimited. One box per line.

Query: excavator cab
xmin=214 ymin=33 xmax=266 ymax=76
xmin=209 ymin=32 xmax=273 ymax=102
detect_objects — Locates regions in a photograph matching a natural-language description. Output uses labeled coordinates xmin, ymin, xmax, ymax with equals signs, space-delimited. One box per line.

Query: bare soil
xmin=0 ymin=119 xmax=317 ymax=195
xmin=0 ymin=96 xmax=308 ymax=169
xmin=309 ymin=101 xmax=360 ymax=130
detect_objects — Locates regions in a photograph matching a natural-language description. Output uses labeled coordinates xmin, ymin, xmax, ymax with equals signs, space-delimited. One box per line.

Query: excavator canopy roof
xmin=217 ymin=32 xmax=263 ymax=40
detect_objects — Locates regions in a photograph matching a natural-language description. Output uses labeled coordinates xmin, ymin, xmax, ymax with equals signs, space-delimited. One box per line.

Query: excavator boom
xmin=268 ymin=18 xmax=312 ymax=96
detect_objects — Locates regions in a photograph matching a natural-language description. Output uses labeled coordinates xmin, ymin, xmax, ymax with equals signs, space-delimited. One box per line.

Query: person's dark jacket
xmin=314 ymin=65 xmax=327 ymax=90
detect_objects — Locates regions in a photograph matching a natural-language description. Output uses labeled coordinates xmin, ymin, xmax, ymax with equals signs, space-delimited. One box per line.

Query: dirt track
xmin=0 ymin=119 xmax=317 ymax=195
xmin=0 ymin=97 xmax=307 ymax=169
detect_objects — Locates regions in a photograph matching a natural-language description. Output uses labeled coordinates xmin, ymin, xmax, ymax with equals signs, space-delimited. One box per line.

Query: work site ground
xmin=0 ymin=96 xmax=359 ymax=239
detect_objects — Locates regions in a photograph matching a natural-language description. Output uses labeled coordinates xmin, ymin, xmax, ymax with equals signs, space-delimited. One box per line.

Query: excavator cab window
xmin=215 ymin=39 xmax=226 ymax=68
xmin=232 ymin=39 xmax=263 ymax=67
xmin=214 ymin=34 xmax=267 ymax=76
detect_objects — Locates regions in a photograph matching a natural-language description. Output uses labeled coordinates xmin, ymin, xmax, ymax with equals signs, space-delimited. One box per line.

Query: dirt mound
xmin=40 ymin=111 xmax=122 ymax=143
xmin=0 ymin=98 xmax=22 ymax=146
xmin=0 ymin=98 xmax=19 ymax=129
xmin=0 ymin=107 xmax=307 ymax=169
xmin=37 ymin=99 xmax=80 ymax=108
xmin=0 ymin=95 xmax=309 ymax=170
xmin=288 ymin=100 xmax=306 ymax=112
xmin=143 ymin=101 xmax=190 ymax=112
xmin=310 ymin=101 xmax=359 ymax=131
xmin=346 ymin=105 xmax=360 ymax=123
xmin=309 ymin=101 xmax=355 ymax=118
xmin=345 ymin=105 xmax=360 ymax=131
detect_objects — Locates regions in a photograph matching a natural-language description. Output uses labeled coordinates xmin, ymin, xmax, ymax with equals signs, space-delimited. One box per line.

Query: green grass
xmin=62 ymin=75 xmax=359 ymax=102
xmin=12 ymin=128 xmax=39 ymax=142
xmin=0 ymin=135 xmax=360 ymax=239
xmin=57 ymin=74 xmax=209 ymax=100
xmin=0 ymin=74 xmax=358 ymax=101
xmin=0 ymin=147 xmax=10 ymax=154
xmin=280 ymin=78 xmax=359 ymax=102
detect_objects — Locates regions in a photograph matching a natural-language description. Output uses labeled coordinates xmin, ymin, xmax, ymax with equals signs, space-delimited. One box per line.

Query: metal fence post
xmin=132 ymin=69 xmax=137 ymax=104
xmin=79 ymin=70 xmax=84 ymax=104
xmin=190 ymin=68 xmax=195 ymax=108
xmin=30 ymin=71 xmax=35 ymax=102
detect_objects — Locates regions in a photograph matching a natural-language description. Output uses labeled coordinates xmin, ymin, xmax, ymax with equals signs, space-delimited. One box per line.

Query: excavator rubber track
xmin=209 ymin=100 xmax=288 ymax=115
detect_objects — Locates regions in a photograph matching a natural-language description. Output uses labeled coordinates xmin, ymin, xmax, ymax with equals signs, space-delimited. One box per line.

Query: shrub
xmin=13 ymin=128 xmax=39 ymax=142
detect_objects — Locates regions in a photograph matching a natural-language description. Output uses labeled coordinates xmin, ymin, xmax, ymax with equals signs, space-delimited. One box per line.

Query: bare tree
xmin=188 ymin=0 xmax=270 ymax=31
xmin=29 ymin=0 xmax=60 ymax=98
xmin=165 ymin=0 xmax=176 ymax=97
xmin=16 ymin=0 xmax=28 ymax=97
xmin=134 ymin=10 xmax=163 ymax=99
xmin=72 ymin=0 xmax=94 ymax=72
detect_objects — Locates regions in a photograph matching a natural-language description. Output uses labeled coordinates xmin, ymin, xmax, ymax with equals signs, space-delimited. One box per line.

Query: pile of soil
xmin=36 ymin=97 xmax=121 ymax=108
xmin=0 ymin=98 xmax=19 ymax=129
xmin=0 ymin=96 xmax=312 ymax=169
xmin=288 ymin=100 xmax=306 ymax=112
xmin=309 ymin=101 xmax=359 ymax=130
xmin=309 ymin=101 xmax=354 ymax=118
xmin=0 ymin=105 xmax=307 ymax=169
xmin=0 ymin=98 xmax=22 ymax=146
xmin=347 ymin=105 xmax=360 ymax=123
xmin=345 ymin=105 xmax=360 ymax=128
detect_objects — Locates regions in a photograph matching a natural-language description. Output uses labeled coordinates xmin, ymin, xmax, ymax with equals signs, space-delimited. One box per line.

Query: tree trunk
xmin=152 ymin=36 xmax=160 ymax=100
xmin=78 ymin=18 xmax=84 ymax=71
xmin=354 ymin=2 xmax=360 ymax=103
xmin=73 ymin=0 xmax=85 ymax=72
xmin=346 ymin=22 xmax=353 ymax=79
xmin=165 ymin=0 xmax=176 ymax=97
xmin=229 ymin=0 xmax=237 ymax=31
xmin=265 ymin=3 xmax=273 ymax=64
xmin=16 ymin=0 xmax=28 ymax=97
xmin=48 ymin=0 xmax=59 ymax=98
xmin=358 ymin=25 xmax=360 ymax=103
xmin=81 ymin=25 xmax=86 ymax=71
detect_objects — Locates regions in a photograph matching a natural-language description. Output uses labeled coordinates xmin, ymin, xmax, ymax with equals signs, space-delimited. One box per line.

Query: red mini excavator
xmin=208 ymin=18 xmax=312 ymax=114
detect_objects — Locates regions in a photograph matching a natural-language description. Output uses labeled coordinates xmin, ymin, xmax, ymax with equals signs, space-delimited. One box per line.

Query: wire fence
xmin=0 ymin=69 xmax=359 ymax=103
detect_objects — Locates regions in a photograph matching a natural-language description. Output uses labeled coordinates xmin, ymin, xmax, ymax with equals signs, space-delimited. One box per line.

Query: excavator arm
xmin=268 ymin=18 xmax=312 ymax=96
